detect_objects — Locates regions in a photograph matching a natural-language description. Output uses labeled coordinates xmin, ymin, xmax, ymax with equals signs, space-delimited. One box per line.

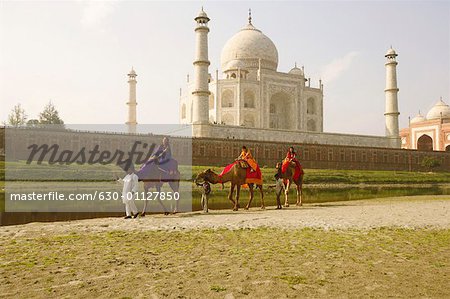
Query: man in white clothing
xmin=120 ymin=165 xmax=140 ymax=219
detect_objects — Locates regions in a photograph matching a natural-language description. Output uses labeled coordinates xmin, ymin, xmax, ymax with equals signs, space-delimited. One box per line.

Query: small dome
xmin=225 ymin=59 xmax=246 ymax=71
xmin=128 ymin=68 xmax=136 ymax=76
xmin=195 ymin=8 xmax=209 ymax=21
xmin=221 ymin=22 xmax=278 ymax=71
xmin=385 ymin=47 xmax=397 ymax=57
xmin=289 ymin=65 xmax=303 ymax=76
xmin=410 ymin=112 xmax=426 ymax=124
xmin=426 ymin=98 xmax=450 ymax=120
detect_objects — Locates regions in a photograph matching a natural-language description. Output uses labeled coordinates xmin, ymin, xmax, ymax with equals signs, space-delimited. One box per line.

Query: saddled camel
xmin=275 ymin=161 xmax=304 ymax=207
xmin=118 ymin=160 xmax=180 ymax=215
xmin=195 ymin=164 xmax=264 ymax=211
xmin=138 ymin=161 xmax=180 ymax=215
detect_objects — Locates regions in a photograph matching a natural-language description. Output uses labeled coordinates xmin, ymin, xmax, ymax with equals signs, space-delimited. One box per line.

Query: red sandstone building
xmin=400 ymin=98 xmax=450 ymax=152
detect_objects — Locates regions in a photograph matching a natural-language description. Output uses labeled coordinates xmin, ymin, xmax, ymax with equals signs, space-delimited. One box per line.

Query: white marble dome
xmin=426 ymin=99 xmax=450 ymax=120
xmin=289 ymin=66 xmax=303 ymax=76
xmin=195 ymin=8 xmax=209 ymax=20
xmin=385 ymin=47 xmax=397 ymax=57
xmin=410 ymin=112 xmax=426 ymax=124
xmin=221 ymin=23 xmax=278 ymax=71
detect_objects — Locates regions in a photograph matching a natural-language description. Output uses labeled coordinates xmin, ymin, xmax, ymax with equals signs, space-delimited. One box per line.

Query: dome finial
xmin=248 ymin=8 xmax=252 ymax=25
xmin=294 ymin=62 xmax=297 ymax=68
xmin=128 ymin=66 xmax=136 ymax=77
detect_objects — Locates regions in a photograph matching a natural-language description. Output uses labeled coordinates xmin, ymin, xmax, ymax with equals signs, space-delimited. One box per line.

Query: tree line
xmin=4 ymin=102 xmax=64 ymax=128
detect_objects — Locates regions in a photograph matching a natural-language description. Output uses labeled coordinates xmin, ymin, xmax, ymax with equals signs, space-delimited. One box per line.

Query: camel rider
xmin=147 ymin=137 xmax=176 ymax=175
xmin=147 ymin=137 xmax=171 ymax=164
xmin=281 ymin=146 xmax=302 ymax=175
xmin=237 ymin=146 xmax=258 ymax=172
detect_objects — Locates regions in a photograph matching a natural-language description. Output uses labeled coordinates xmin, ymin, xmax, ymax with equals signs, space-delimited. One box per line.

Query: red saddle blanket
xmin=219 ymin=161 xmax=262 ymax=185
xmin=281 ymin=160 xmax=304 ymax=181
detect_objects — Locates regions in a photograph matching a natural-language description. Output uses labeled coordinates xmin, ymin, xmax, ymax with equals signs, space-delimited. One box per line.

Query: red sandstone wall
xmin=192 ymin=137 xmax=450 ymax=172
xmin=1 ymin=127 xmax=449 ymax=172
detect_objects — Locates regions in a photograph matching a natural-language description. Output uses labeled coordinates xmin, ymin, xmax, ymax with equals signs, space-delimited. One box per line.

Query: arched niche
xmin=307 ymin=97 xmax=316 ymax=115
xmin=307 ymin=119 xmax=316 ymax=131
xmin=244 ymin=90 xmax=255 ymax=108
xmin=243 ymin=114 xmax=255 ymax=127
xmin=221 ymin=90 xmax=234 ymax=108
xmin=222 ymin=113 xmax=234 ymax=125
xmin=417 ymin=134 xmax=433 ymax=151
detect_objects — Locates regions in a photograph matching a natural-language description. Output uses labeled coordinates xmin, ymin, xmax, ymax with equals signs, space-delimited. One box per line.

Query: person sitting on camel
xmin=146 ymin=137 xmax=176 ymax=175
xmin=236 ymin=146 xmax=258 ymax=173
xmin=279 ymin=146 xmax=302 ymax=177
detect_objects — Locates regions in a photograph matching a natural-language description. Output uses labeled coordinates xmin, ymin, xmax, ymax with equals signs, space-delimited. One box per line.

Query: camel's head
xmin=195 ymin=169 xmax=215 ymax=183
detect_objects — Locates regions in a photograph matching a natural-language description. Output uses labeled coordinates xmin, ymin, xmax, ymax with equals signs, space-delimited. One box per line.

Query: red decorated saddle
xmin=281 ymin=160 xmax=303 ymax=181
xmin=219 ymin=160 xmax=262 ymax=185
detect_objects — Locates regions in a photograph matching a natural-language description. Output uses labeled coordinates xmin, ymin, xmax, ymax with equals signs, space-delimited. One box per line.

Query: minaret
xmin=192 ymin=7 xmax=210 ymax=124
xmin=384 ymin=47 xmax=400 ymax=147
xmin=126 ymin=67 xmax=137 ymax=134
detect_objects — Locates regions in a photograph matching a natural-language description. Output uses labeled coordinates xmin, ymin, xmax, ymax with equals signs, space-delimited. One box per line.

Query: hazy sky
xmin=1 ymin=1 xmax=449 ymax=136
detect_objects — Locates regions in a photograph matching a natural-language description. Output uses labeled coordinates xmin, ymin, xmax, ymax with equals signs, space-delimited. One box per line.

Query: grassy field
xmin=1 ymin=228 xmax=449 ymax=298
xmin=193 ymin=165 xmax=450 ymax=185
xmin=1 ymin=162 xmax=450 ymax=212
xmin=3 ymin=161 xmax=450 ymax=183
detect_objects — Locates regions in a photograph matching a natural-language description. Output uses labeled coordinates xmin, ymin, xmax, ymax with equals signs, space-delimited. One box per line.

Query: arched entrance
xmin=446 ymin=145 xmax=450 ymax=152
xmin=417 ymin=135 xmax=433 ymax=151
xmin=269 ymin=92 xmax=294 ymax=130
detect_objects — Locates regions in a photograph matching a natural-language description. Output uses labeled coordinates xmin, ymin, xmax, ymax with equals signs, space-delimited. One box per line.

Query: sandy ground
xmin=1 ymin=196 xmax=449 ymax=298
xmin=1 ymin=195 xmax=449 ymax=237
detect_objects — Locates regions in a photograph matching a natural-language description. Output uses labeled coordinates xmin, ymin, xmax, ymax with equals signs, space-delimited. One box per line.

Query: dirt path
xmin=1 ymin=196 xmax=449 ymax=237
xmin=1 ymin=196 xmax=449 ymax=298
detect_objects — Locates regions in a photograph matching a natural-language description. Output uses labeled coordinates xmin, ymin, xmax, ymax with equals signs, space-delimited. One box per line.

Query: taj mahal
xmin=180 ymin=9 xmax=324 ymax=133
xmin=175 ymin=8 xmax=400 ymax=149
xmin=125 ymin=8 xmax=450 ymax=151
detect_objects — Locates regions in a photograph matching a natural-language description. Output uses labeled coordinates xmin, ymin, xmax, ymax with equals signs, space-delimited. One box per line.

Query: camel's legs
xmin=296 ymin=178 xmax=303 ymax=206
xmin=155 ymin=184 xmax=169 ymax=215
xmin=234 ymin=185 xmax=241 ymax=211
xmin=259 ymin=185 xmax=265 ymax=209
xmin=245 ymin=184 xmax=254 ymax=210
xmin=284 ymin=180 xmax=291 ymax=207
xmin=169 ymin=180 xmax=180 ymax=213
xmin=228 ymin=184 xmax=236 ymax=209
xmin=141 ymin=183 xmax=150 ymax=216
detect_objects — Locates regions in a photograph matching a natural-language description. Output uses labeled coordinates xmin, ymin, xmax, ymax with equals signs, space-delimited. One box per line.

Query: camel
xmin=118 ymin=160 xmax=180 ymax=215
xmin=195 ymin=165 xmax=264 ymax=211
xmin=139 ymin=161 xmax=180 ymax=216
xmin=275 ymin=161 xmax=304 ymax=207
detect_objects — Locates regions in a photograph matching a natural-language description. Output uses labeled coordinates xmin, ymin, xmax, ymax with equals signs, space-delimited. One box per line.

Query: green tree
xmin=6 ymin=104 xmax=27 ymax=127
xmin=421 ymin=156 xmax=441 ymax=172
xmin=26 ymin=119 xmax=40 ymax=127
xmin=38 ymin=101 xmax=64 ymax=127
